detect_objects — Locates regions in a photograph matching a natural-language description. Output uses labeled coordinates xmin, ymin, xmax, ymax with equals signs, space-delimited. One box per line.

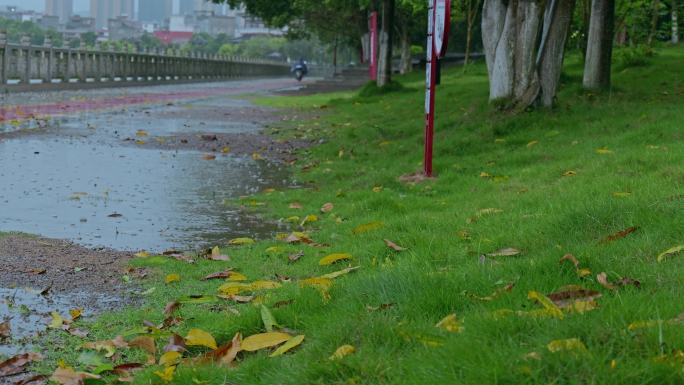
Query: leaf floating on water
xmin=134 ymin=251 xmax=150 ymax=258
xmin=48 ymin=312 xmax=64 ymax=329
xmin=329 ymin=345 xmax=355 ymax=360
xmin=270 ymin=335 xmax=305 ymax=357
xmin=657 ymin=245 xmax=684 ymax=262
xmin=185 ymin=329 xmax=218 ymax=350
xmin=69 ymin=308 xmax=83 ymax=321
xmin=241 ymin=332 xmax=291 ymax=352
xmin=352 ymin=221 xmax=384 ymax=234
xmin=384 ymin=239 xmax=406 ymax=252
xmin=547 ymin=338 xmax=588 ymax=354
xmin=600 ymin=226 xmax=638 ymax=244
xmin=486 ymin=248 xmax=521 ymax=257
xmin=319 ymin=253 xmax=352 ymax=266
xmin=135 ymin=130 xmax=148 ymax=137
xmin=202 ymin=154 xmax=216 ymax=160
xmin=252 ymin=152 xmax=264 ymax=160
xmin=229 ymin=238 xmax=255 ymax=246
xmin=435 ymin=314 xmax=464 ymax=333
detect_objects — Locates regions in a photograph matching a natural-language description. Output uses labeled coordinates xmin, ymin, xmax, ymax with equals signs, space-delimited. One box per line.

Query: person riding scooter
xmin=292 ymin=58 xmax=309 ymax=81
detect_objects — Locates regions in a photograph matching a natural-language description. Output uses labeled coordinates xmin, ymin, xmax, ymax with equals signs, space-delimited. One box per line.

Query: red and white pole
xmin=424 ymin=0 xmax=437 ymax=177
xmin=369 ymin=12 xmax=378 ymax=81
xmin=424 ymin=0 xmax=451 ymax=177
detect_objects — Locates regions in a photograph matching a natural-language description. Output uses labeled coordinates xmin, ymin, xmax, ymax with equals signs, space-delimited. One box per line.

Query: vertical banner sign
xmin=369 ymin=12 xmax=378 ymax=81
xmin=424 ymin=0 xmax=451 ymax=177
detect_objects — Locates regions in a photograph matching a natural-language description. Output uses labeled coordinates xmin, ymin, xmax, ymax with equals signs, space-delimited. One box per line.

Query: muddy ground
xmin=0 ymin=234 xmax=131 ymax=302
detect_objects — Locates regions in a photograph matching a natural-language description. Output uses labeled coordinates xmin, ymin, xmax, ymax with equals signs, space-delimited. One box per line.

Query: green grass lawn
xmin=40 ymin=46 xmax=683 ymax=385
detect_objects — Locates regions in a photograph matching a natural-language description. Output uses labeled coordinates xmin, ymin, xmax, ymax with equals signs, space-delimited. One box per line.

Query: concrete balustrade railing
xmin=0 ymin=33 xmax=290 ymax=90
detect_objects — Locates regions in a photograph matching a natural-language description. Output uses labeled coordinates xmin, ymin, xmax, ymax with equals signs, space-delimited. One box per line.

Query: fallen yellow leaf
xmin=241 ymin=332 xmax=291 ymax=352
xmin=319 ymin=253 xmax=352 ymax=266
xmin=657 ymin=245 xmax=684 ymax=262
xmin=528 ymin=291 xmax=564 ymax=319
xmin=329 ymin=344 xmax=355 ymax=360
xmin=159 ymin=351 xmax=182 ymax=367
xmin=270 ymin=335 xmax=305 ymax=357
xmin=547 ymin=338 xmax=587 ymax=354
xmin=352 ymin=221 xmax=384 ymax=234
xmin=435 ymin=314 xmax=464 ymax=333
xmin=154 ymin=365 xmax=176 ymax=383
xmin=229 ymin=238 xmax=255 ymax=246
xmin=165 ymin=274 xmax=181 ymax=284
xmin=185 ymin=329 xmax=218 ymax=350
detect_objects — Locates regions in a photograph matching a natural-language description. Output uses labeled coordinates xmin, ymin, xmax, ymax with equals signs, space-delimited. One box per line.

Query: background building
xmin=45 ymin=0 xmax=73 ymax=23
xmin=138 ymin=0 xmax=172 ymax=23
xmin=90 ymin=0 xmax=134 ymax=29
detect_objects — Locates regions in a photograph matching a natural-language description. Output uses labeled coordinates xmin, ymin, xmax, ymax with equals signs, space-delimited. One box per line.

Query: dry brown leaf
xmin=320 ymin=203 xmax=334 ymax=213
xmin=203 ymin=333 xmax=242 ymax=366
xmin=164 ymin=301 xmax=179 ymax=316
xmin=202 ymin=154 xmax=216 ymax=160
xmin=289 ymin=202 xmax=303 ymax=209
xmin=0 ymin=353 xmax=42 ymax=377
xmin=546 ymin=288 xmax=602 ymax=308
xmin=14 ymin=374 xmax=48 ymax=385
xmin=600 ymin=226 xmax=638 ymax=244
xmin=366 ymin=303 xmax=395 ymax=312
xmin=163 ymin=334 xmax=187 ymax=353
xmin=288 ymin=251 xmax=304 ymax=262
xmin=49 ymin=367 xmax=100 ymax=385
xmin=384 ymin=239 xmax=406 ymax=252
xmin=202 ymin=270 xmax=235 ymax=281
xmin=0 ymin=321 xmax=10 ymax=339
xmin=129 ymin=336 xmax=156 ymax=355
xmin=559 ymin=254 xmax=581 ymax=269
xmin=67 ymin=328 xmax=89 ymax=338
xmin=597 ymin=272 xmax=641 ymax=290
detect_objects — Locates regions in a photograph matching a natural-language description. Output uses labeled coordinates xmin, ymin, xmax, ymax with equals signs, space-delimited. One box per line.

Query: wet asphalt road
xmin=0 ymin=78 xmax=306 ymax=252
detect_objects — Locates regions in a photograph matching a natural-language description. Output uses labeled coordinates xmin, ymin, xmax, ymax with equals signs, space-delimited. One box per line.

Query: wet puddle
xmin=0 ymin=287 xmax=119 ymax=357
xmin=0 ymin=90 xmax=291 ymax=251
xmin=0 ymin=80 xmax=299 ymax=358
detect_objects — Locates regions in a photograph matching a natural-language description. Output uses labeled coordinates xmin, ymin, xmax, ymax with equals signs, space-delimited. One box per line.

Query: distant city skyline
xmin=0 ymin=0 xmax=221 ymax=14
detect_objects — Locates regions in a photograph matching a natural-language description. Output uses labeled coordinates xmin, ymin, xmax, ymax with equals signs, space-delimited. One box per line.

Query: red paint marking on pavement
xmin=0 ymin=80 xmax=294 ymax=122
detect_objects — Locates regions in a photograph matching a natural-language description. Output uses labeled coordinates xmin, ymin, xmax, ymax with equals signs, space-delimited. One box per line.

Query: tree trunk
xmin=377 ymin=0 xmax=395 ymax=87
xmin=648 ymin=0 xmax=661 ymax=45
xmin=538 ymin=0 xmax=576 ymax=107
xmin=482 ymin=0 xmax=543 ymax=105
xmin=465 ymin=12 xmax=474 ymax=65
xmin=673 ymin=0 xmax=680 ymax=44
xmin=583 ymin=0 xmax=615 ymax=91
xmin=399 ymin=24 xmax=412 ymax=74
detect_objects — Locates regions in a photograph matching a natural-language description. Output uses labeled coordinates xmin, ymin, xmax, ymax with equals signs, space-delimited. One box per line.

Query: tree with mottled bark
xmin=583 ymin=0 xmax=615 ymax=90
xmin=673 ymin=0 xmax=680 ymax=43
xmin=481 ymin=0 xmax=576 ymax=108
